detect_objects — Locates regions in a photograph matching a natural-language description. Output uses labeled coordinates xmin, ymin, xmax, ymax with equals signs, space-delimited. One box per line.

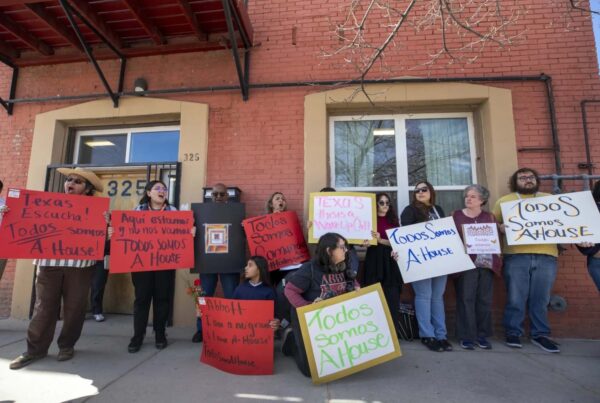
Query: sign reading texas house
xmin=386 ymin=217 xmax=475 ymax=283
xmin=500 ymin=191 xmax=600 ymax=245
xmin=297 ymin=283 xmax=401 ymax=384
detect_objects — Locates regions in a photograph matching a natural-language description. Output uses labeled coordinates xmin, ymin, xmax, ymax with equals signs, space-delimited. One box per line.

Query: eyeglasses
xmin=517 ymin=175 xmax=536 ymax=182
xmin=152 ymin=186 xmax=168 ymax=192
xmin=414 ymin=187 xmax=430 ymax=193
xmin=378 ymin=200 xmax=390 ymax=206
xmin=212 ymin=191 xmax=227 ymax=197
xmin=336 ymin=244 xmax=348 ymax=252
xmin=65 ymin=177 xmax=85 ymax=185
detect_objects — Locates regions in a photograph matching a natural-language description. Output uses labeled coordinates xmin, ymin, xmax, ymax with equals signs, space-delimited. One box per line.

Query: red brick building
xmin=0 ymin=1 xmax=598 ymax=337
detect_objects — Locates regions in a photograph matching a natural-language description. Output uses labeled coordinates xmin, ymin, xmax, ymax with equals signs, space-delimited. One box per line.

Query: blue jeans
xmin=412 ymin=275 xmax=448 ymax=339
xmin=196 ymin=273 xmax=240 ymax=331
xmin=588 ymin=257 xmax=600 ymax=292
xmin=503 ymin=254 xmax=557 ymax=338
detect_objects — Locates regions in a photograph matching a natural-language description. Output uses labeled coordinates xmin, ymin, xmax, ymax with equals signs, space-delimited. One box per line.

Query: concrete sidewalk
xmin=0 ymin=315 xmax=599 ymax=403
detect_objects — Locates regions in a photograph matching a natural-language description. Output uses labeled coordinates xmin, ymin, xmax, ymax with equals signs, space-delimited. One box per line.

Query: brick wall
xmin=0 ymin=1 xmax=599 ymax=337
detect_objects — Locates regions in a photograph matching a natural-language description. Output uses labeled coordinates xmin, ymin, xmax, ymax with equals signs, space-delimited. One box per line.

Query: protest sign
xmin=386 ymin=217 xmax=475 ymax=283
xmin=500 ymin=191 xmax=600 ymax=245
xmin=0 ymin=188 xmax=108 ymax=260
xmin=463 ymin=223 xmax=501 ymax=254
xmin=192 ymin=203 xmax=246 ymax=274
xmin=297 ymin=283 xmax=401 ymax=384
xmin=309 ymin=192 xmax=376 ymax=245
xmin=109 ymin=210 xmax=194 ymax=273
xmin=199 ymin=297 xmax=274 ymax=375
xmin=243 ymin=211 xmax=310 ymax=271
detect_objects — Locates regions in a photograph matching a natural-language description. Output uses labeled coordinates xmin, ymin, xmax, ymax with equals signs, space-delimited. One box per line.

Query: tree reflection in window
xmin=334 ymin=120 xmax=396 ymax=188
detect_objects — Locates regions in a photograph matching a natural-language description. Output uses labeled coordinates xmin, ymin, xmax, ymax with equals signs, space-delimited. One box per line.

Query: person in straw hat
xmin=10 ymin=167 xmax=106 ymax=370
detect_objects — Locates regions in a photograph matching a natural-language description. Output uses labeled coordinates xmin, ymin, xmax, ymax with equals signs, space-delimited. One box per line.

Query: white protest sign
xmin=463 ymin=223 xmax=501 ymax=254
xmin=500 ymin=191 xmax=600 ymax=245
xmin=386 ymin=217 xmax=475 ymax=283
xmin=297 ymin=283 xmax=401 ymax=384
xmin=309 ymin=192 xmax=376 ymax=245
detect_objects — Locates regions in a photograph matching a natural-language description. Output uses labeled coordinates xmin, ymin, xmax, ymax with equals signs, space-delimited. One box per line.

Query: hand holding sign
xmin=500 ymin=191 xmax=600 ymax=245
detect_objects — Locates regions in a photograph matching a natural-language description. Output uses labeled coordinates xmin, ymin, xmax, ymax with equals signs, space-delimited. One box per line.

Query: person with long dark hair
xmin=127 ymin=180 xmax=184 ymax=353
xmin=282 ymin=232 xmax=359 ymax=377
xmin=399 ymin=181 xmax=452 ymax=352
xmin=577 ymin=180 xmax=600 ymax=292
xmin=364 ymin=192 xmax=402 ymax=337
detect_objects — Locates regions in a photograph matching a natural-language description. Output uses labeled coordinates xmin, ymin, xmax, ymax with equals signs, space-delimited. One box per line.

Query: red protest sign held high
xmin=0 ymin=188 xmax=109 ymax=260
xmin=200 ymin=297 xmax=274 ymax=375
xmin=110 ymin=210 xmax=194 ymax=273
xmin=242 ymin=211 xmax=310 ymax=271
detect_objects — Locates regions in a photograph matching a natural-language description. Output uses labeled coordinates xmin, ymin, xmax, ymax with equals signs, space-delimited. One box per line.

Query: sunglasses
xmin=414 ymin=187 xmax=430 ymax=193
xmin=65 ymin=177 xmax=85 ymax=185
xmin=378 ymin=200 xmax=390 ymax=206
xmin=212 ymin=191 xmax=227 ymax=197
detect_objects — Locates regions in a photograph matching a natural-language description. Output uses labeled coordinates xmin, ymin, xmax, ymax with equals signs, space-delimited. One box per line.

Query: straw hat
xmin=57 ymin=167 xmax=104 ymax=192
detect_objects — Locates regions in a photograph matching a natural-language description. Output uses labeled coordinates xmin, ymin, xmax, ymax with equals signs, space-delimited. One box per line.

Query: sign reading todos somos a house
xmin=500 ymin=191 xmax=600 ymax=245
xmin=0 ymin=188 xmax=108 ymax=260
xmin=386 ymin=217 xmax=475 ymax=283
xmin=297 ymin=284 xmax=401 ymax=384
xmin=309 ymin=192 xmax=376 ymax=245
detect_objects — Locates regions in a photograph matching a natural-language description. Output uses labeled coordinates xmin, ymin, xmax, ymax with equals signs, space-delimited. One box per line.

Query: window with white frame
xmin=73 ymin=125 xmax=180 ymax=165
xmin=330 ymin=113 xmax=477 ymax=215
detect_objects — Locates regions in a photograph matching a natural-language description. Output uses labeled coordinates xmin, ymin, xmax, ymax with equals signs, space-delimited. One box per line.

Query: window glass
xmin=331 ymin=114 xmax=475 ymax=216
xmin=129 ymin=130 xmax=180 ymax=163
xmin=77 ymin=134 xmax=127 ymax=164
xmin=406 ymin=118 xmax=472 ymax=186
xmin=334 ymin=120 xmax=396 ymax=188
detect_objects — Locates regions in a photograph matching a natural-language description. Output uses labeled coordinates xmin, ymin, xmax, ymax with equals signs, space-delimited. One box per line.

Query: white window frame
xmin=329 ymin=112 xmax=478 ymax=209
xmin=73 ymin=125 xmax=180 ymax=164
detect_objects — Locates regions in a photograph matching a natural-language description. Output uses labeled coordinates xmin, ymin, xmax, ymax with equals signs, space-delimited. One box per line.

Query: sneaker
xmin=477 ymin=337 xmax=492 ymax=350
xmin=531 ymin=336 xmax=560 ymax=353
xmin=57 ymin=348 xmax=74 ymax=362
xmin=281 ymin=328 xmax=295 ymax=357
xmin=505 ymin=336 xmax=522 ymax=348
xmin=94 ymin=314 xmax=105 ymax=322
xmin=460 ymin=340 xmax=475 ymax=350
xmin=192 ymin=331 xmax=203 ymax=343
xmin=9 ymin=353 xmax=46 ymax=370
xmin=421 ymin=337 xmax=444 ymax=352
xmin=438 ymin=339 xmax=453 ymax=351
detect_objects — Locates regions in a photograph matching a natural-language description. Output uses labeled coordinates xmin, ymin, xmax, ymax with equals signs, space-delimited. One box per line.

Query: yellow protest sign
xmin=297 ymin=283 xmax=402 ymax=384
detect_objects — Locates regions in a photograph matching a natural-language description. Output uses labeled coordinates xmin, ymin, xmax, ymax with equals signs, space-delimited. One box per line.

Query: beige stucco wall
xmin=11 ymin=96 xmax=209 ymax=327
xmin=303 ymin=82 xmax=519 ymax=219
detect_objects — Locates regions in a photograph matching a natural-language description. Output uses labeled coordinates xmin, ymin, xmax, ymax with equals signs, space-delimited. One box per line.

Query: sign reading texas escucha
xmin=297 ymin=283 xmax=401 ymax=384
xmin=386 ymin=217 xmax=475 ymax=283
xmin=309 ymin=192 xmax=376 ymax=245
xmin=0 ymin=188 xmax=109 ymax=260
xmin=500 ymin=191 xmax=600 ymax=245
